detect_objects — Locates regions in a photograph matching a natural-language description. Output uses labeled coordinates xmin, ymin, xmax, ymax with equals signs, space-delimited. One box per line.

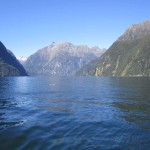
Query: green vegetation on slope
xmin=77 ymin=19 xmax=150 ymax=77
xmin=94 ymin=35 xmax=150 ymax=76
xmin=0 ymin=58 xmax=20 ymax=76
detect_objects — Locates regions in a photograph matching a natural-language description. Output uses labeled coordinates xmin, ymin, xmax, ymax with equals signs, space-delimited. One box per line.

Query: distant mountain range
xmin=77 ymin=19 xmax=150 ymax=77
xmin=24 ymin=42 xmax=106 ymax=76
xmin=0 ymin=41 xmax=28 ymax=76
xmin=17 ymin=56 xmax=28 ymax=65
xmin=1 ymin=19 xmax=150 ymax=77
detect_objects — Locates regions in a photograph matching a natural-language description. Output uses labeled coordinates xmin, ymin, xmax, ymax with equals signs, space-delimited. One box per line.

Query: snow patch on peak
xmin=17 ymin=56 xmax=28 ymax=64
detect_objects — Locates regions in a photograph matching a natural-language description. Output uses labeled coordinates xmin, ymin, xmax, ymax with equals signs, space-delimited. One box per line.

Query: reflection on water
xmin=114 ymin=101 xmax=150 ymax=130
xmin=0 ymin=77 xmax=150 ymax=149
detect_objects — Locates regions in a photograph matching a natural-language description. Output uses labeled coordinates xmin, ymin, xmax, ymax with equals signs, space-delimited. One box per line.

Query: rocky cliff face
xmin=78 ymin=19 xmax=150 ymax=77
xmin=0 ymin=41 xmax=28 ymax=76
xmin=24 ymin=42 xmax=106 ymax=76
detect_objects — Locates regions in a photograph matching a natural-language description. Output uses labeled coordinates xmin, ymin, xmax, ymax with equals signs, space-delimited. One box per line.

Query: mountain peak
xmin=118 ymin=19 xmax=150 ymax=41
xmin=77 ymin=19 xmax=150 ymax=77
xmin=17 ymin=56 xmax=28 ymax=65
xmin=24 ymin=42 xmax=106 ymax=76
xmin=47 ymin=41 xmax=73 ymax=48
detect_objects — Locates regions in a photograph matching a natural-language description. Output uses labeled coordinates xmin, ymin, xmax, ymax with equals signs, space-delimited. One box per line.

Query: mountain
xmin=76 ymin=57 xmax=102 ymax=76
xmin=118 ymin=19 xmax=150 ymax=41
xmin=77 ymin=19 xmax=150 ymax=77
xmin=24 ymin=42 xmax=106 ymax=76
xmin=17 ymin=56 xmax=28 ymax=64
xmin=0 ymin=41 xmax=28 ymax=76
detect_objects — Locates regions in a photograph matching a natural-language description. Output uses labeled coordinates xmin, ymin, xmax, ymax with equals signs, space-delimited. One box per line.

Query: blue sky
xmin=0 ymin=0 xmax=150 ymax=57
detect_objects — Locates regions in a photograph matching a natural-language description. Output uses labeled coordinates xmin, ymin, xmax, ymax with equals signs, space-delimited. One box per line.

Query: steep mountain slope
xmin=78 ymin=19 xmax=150 ymax=77
xmin=76 ymin=57 xmax=102 ymax=76
xmin=118 ymin=19 xmax=150 ymax=41
xmin=0 ymin=41 xmax=28 ymax=76
xmin=24 ymin=42 xmax=106 ymax=76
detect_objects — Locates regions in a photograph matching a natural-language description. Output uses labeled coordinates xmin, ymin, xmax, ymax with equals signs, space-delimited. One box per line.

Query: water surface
xmin=0 ymin=77 xmax=150 ymax=149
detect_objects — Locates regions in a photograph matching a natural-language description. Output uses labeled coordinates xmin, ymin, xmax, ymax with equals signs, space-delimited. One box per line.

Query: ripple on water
xmin=0 ymin=77 xmax=150 ymax=149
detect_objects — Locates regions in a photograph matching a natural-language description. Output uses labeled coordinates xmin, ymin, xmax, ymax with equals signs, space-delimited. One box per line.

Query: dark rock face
xmin=78 ymin=19 xmax=150 ymax=77
xmin=0 ymin=41 xmax=28 ymax=76
xmin=24 ymin=42 xmax=106 ymax=76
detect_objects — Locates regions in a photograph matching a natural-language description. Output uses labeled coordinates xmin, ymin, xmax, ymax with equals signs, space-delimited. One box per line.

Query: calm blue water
xmin=0 ymin=76 xmax=150 ymax=150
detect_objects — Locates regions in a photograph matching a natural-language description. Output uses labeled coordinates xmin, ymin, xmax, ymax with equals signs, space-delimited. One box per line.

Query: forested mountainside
xmin=77 ymin=19 xmax=150 ymax=77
